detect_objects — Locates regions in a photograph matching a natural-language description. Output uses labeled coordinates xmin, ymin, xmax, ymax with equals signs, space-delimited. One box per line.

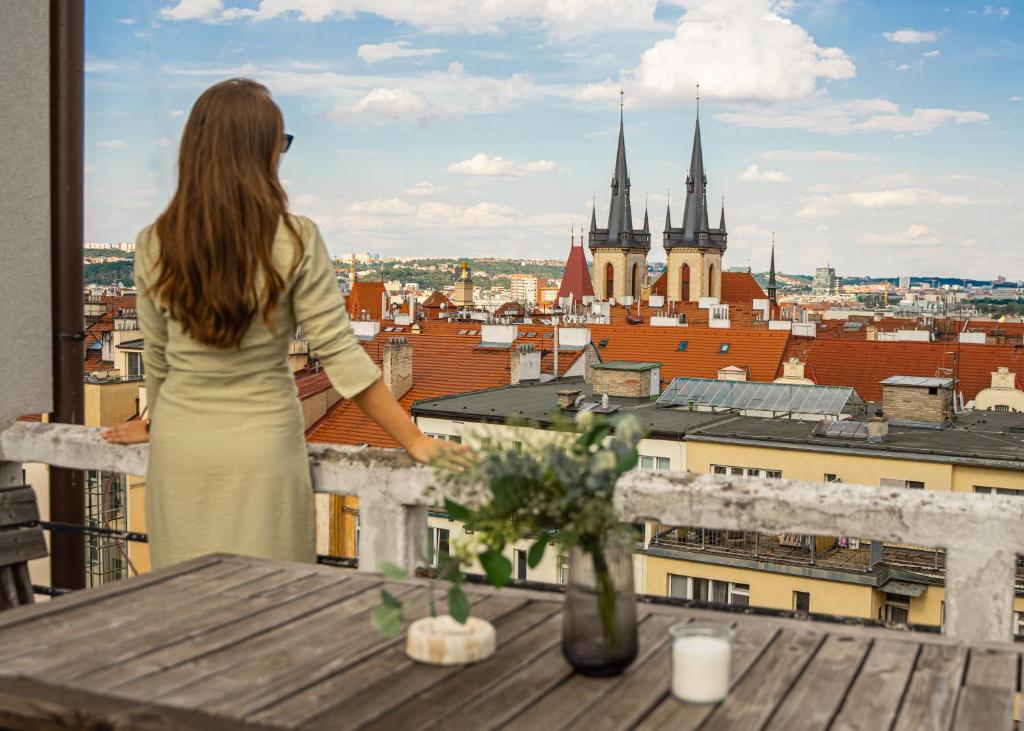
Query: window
xmin=884 ymin=596 xmax=910 ymax=624
xmin=995 ymin=404 xmax=1011 ymax=413
xmin=728 ymin=583 xmax=750 ymax=607
xmin=126 ymin=352 xmax=144 ymax=378
xmin=639 ymin=455 xmax=670 ymax=471
xmin=881 ymin=478 xmax=925 ymax=490
xmin=681 ymin=264 xmax=691 ymax=301
xmin=677 ymin=340 xmax=688 ymax=352
xmin=793 ymin=591 xmax=810 ymax=613
xmin=1014 ymin=611 xmax=1024 ymax=638
xmin=598 ymin=338 xmax=609 ymax=348
xmin=429 ymin=527 xmax=450 ymax=567
xmin=824 ymin=473 xmax=840 ymax=483
xmin=974 ymin=486 xmax=1023 ymax=496
xmin=712 ymin=465 xmax=781 ymax=479
xmin=719 ymin=343 xmax=730 ymax=354
xmin=514 ymin=549 xmax=527 ymax=581
xmin=668 ymin=575 xmax=747 ymax=606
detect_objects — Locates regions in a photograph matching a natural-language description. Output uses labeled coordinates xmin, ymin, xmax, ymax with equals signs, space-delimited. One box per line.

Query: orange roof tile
xmin=588 ymin=324 xmax=789 ymax=383
xmin=294 ymin=367 xmax=333 ymax=400
xmin=346 ymin=281 xmax=388 ymax=321
xmin=306 ymin=330 xmax=516 ymax=447
xmin=780 ymin=338 xmax=1024 ymax=402
xmin=720 ymin=272 xmax=766 ymax=303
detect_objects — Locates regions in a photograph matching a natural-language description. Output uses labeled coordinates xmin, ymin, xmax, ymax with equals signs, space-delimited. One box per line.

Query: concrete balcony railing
xmin=2 ymin=420 xmax=1023 ymax=644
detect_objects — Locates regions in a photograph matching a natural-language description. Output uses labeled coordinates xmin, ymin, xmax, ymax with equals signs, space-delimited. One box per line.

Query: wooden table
xmin=0 ymin=553 xmax=1017 ymax=730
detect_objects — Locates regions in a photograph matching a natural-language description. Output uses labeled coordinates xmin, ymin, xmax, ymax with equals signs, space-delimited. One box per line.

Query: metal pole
xmin=49 ymin=0 xmax=86 ymax=591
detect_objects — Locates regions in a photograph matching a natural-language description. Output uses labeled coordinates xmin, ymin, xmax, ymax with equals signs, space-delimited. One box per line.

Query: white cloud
xmin=116 ymin=18 xmax=137 ymax=25
xmin=896 ymin=64 xmax=911 ymax=71
xmin=576 ymin=0 xmax=854 ymax=104
xmin=883 ymin=28 xmax=940 ymax=44
xmin=797 ymin=188 xmax=975 ymax=218
xmin=85 ymin=61 xmax=117 ymax=73
xmin=922 ymin=50 xmax=941 ymax=58
xmin=446 ymin=153 xmax=556 ymax=177
xmin=151 ymin=138 xmax=174 ymax=147
xmin=738 ymin=164 xmax=790 ymax=183
xmin=325 ymin=197 xmax=576 ymax=234
xmin=717 ymin=98 xmax=989 ymax=135
xmin=348 ymin=87 xmax=428 ymax=121
xmin=859 ymin=224 xmax=941 ymax=247
xmin=357 ymin=41 xmax=443 ymax=65
xmin=985 ymin=5 xmax=1010 ymax=18
xmin=159 ymin=0 xmax=658 ymax=37
xmin=171 ymin=109 xmax=186 ymax=118
xmin=160 ymin=0 xmax=225 ymax=22
xmin=96 ymin=139 xmax=128 ymax=149
xmin=405 ymin=181 xmax=449 ymax=197
xmin=758 ymin=149 xmax=867 ymax=162
xmin=1010 ymin=96 xmax=1022 ymax=102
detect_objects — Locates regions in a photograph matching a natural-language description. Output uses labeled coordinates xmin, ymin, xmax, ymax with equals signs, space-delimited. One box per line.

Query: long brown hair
xmin=153 ymin=78 xmax=301 ymax=348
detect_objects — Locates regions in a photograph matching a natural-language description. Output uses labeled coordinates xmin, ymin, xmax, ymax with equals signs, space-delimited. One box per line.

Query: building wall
xmin=684 ymin=440 xmax=955 ymax=490
xmin=591 ymin=367 xmax=653 ymax=399
xmin=84 ymin=381 xmax=142 ymax=428
xmin=591 ymin=249 xmax=647 ymax=301
xmin=0 ymin=1 xmax=51 ymax=427
xmin=665 ymin=248 xmax=722 ymax=302
xmin=127 ymin=475 xmax=151 ymax=574
xmin=643 ymin=555 xmax=877 ymax=618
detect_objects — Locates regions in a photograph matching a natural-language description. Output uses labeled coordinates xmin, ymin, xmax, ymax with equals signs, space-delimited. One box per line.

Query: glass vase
xmin=562 ymin=531 xmax=638 ymax=676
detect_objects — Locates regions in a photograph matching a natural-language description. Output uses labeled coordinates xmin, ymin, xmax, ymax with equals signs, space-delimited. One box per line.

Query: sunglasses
xmin=283 ymin=133 xmax=294 ymax=153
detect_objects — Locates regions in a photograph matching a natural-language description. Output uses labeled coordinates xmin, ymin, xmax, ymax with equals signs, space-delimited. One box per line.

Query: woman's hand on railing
xmin=405 ymin=434 xmax=471 ymax=469
xmin=101 ymin=418 xmax=150 ymax=445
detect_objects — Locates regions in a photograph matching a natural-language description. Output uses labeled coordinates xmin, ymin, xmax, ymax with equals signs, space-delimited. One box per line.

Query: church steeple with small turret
xmin=587 ymin=93 xmax=650 ymax=302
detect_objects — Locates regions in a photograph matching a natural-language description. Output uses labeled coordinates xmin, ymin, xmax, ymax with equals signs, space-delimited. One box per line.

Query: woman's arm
xmin=350 ymin=378 xmax=445 ymax=464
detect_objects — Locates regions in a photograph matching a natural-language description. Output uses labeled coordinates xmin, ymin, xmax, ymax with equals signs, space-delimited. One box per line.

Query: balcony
xmin=3 ymin=420 xmax=1024 ymax=644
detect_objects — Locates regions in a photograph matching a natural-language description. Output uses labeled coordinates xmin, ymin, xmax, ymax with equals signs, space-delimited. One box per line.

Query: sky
xmin=85 ymin=0 xmax=1023 ymax=279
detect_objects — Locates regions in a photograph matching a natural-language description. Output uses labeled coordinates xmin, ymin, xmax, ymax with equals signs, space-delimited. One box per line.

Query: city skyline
xmin=85 ymin=0 xmax=1022 ymax=278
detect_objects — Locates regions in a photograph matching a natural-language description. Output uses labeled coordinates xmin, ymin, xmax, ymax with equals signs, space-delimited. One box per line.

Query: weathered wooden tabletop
xmin=0 ymin=553 xmax=1018 ymax=730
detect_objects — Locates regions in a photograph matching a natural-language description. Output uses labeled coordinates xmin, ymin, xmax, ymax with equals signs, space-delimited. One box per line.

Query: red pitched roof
xmin=721 ymin=272 xmax=766 ymax=303
xmin=346 ymin=281 xmax=388 ymax=321
xmin=306 ymin=330 xmax=516 ymax=447
xmin=556 ymin=242 xmax=595 ymax=303
xmin=781 ymin=338 xmax=1024 ymax=402
xmin=588 ymin=325 xmax=789 ymax=383
xmin=294 ymin=367 xmax=333 ymax=400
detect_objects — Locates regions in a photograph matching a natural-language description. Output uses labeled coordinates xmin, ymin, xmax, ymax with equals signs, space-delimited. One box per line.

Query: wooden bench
xmin=0 ymin=485 xmax=47 ymax=610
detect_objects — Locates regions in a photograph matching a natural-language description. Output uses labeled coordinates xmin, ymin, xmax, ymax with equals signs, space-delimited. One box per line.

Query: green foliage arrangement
xmin=371 ymin=412 xmax=645 ymax=639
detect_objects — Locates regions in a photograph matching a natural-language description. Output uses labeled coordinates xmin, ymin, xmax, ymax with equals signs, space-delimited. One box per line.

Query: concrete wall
xmin=83 ymin=381 xmax=142 ymax=428
xmin=0 ymin=3 xmax=51 ymax=426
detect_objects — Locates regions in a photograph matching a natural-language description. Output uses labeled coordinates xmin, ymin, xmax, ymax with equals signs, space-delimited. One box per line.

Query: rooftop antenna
xmin=619 ymin=89 xmax=624 ymax=121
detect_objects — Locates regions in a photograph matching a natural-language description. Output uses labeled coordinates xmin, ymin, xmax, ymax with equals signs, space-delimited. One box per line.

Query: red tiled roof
xmin=648 ymin=271 xmax=765 ymax=305
xmin=346 ymin=281 xmax=388 ymax=321
xmin=781 ymin=338 xmax=1024 ymax=402
xmin=495 ymin=301 xmax=526 ymax=317
xmin=85 ymin=352 xmax=109 ymax=372
xmin=294 ymin=367 xmax=333 ymax=400
xmin=421 ymin=290 xmax=454 ymax=310
xmin=588 ymin=324 xmax=789 ymax=383
xmin=721 ymin=272 xmax=766 ymax=303
xmin=556 ymin=242 xmax=594 ymax=303
xmin=306 ymin=331 xmax=515 ymax=447
xmin=17 ymin=414 xmax=42 ymax=422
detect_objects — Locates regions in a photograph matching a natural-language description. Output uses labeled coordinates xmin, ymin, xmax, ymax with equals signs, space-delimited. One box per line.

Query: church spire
xmin=681 ymin=113 xmax=709 ymax=241
xmin=589 ymin=195 xmax=597 ymax=233
xmin=768 ymin=233 xmax=778 ymax=305
xmin=606 ymin=96 xmax=634 ymax=242
xmin=643 ymin=195 xmax=650 ymax=233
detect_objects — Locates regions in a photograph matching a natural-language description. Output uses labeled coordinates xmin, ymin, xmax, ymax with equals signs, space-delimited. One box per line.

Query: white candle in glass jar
xmin=669 ymin=623 xmax=732 ymax=704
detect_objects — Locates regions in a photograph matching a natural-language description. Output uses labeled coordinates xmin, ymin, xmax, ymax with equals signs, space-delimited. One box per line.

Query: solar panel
xmin=656 ymin=378 xmax=861 ymax=417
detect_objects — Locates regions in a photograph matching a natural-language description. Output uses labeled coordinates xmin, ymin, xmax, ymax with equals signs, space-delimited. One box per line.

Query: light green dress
xmin=135 ymin=215 xmax=381 ymax=569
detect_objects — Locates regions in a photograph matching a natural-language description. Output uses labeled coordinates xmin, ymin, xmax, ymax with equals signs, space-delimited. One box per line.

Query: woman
xmin=103 ymin=78 xmax=446 ymax=569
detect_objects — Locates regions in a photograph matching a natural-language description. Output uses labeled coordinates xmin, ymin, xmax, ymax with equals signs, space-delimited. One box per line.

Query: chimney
xmin=590 ymin=361 xmax=661 ymax=399
xmin=992 ymin=367 xmax=1016 ymax=389
xmin=383 ymin=336 xmax=413 ymax=400
xmin=556 ymin=389 xmax=582 ymax=411
xmin=717 ymin=365 xmax=748 ymax=382
xmin=867 ymin=415 xmax=889 ymax=443
xmin=783 ymin=357 xmax=806 ymax=380
xmin=510 ymin=344 xmax=541 ymax=384
xmin=880 ymin=376 xmax=954 ymax=424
